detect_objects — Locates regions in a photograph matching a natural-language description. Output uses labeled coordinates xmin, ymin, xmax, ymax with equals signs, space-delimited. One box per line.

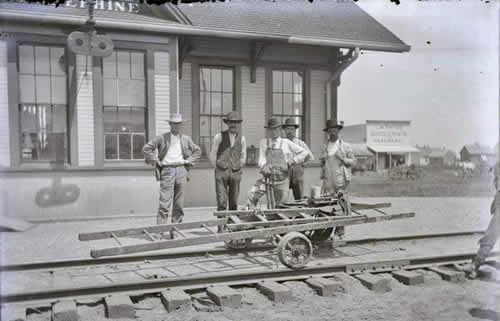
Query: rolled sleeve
xmin=240 ymin=136 xmax=247 ymax=166
xmin=258 ymin=139 xmax=267 ymax=169
xmin=288 ymin=140 xmax=308 ymax=165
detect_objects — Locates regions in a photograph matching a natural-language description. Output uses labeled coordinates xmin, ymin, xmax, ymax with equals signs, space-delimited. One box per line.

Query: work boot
xmin=463 ymin=258 xmax=482 ymax=279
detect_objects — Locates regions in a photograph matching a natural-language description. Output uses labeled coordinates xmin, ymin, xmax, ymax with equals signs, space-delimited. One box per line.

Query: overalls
xmin=247 ymin=139 xmax=289 ymax=208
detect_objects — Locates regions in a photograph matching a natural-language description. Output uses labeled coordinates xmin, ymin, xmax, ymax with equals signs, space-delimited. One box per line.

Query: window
xmin=272 ymin=70 xmax=304 ymax=138
xmin=102 ymin=50 xmax=146 ymax=160
xmin=199 ymin=66 xmax=234 ymax=158
xmin=18 ymin=44 xmax=68 ymax=162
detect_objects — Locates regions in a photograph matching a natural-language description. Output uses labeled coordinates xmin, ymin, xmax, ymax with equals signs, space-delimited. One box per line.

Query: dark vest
xmin=216 ymin=131 xmax=242 ymax=171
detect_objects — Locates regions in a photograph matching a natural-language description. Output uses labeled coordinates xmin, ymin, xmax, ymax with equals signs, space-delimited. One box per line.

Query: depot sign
xmin=64 ymin=0 xmax=140 ymax=13
xmin=366 ymin=120 xmax=411 ymax=146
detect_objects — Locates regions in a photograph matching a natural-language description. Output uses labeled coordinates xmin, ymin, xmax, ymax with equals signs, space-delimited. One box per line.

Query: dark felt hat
xmin=223 ymin=111 xmax=243 ymax=123
xmin=282 ymin=118 xmax=300 ymax=128
xmin=323 ymin=119 xmax=344 ymax=131
xmin=264 ymin=117 xmax=282 ymax=129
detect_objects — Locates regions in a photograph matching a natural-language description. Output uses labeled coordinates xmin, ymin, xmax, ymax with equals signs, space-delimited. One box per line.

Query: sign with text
xmin=366 ymin=121 xmax=411 ymax=146
xmin=64 ymin=0 xmax=140 ymax=13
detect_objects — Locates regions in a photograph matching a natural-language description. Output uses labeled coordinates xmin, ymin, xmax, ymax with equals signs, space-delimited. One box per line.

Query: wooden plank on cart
xmin=90 ymin=212 xmax=415 ymax=258
xmin=213 ymin=208 xmax=321 ymax=218
xmin=79 ymin=219 xmax=226 ymax=241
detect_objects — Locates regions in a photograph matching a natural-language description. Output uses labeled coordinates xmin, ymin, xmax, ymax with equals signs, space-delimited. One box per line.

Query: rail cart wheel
xmin=302 ymin=228 xmax=334 ymax=243
xmin=277 ymin=232 xmax=313 ymax=269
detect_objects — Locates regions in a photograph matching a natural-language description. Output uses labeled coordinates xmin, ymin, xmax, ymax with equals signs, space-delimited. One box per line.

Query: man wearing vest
xmin=320 ymin=119 xmax=356 ymax=239
xmin=143 ymin=114 xmax=201 ymax=226
xmin=282 ymin=118 xmax=314 ymax=200
xmin=209 ymin=111 xmax=247 ymax=211
xmin=246 ymin=117 xmax=308 ymax=209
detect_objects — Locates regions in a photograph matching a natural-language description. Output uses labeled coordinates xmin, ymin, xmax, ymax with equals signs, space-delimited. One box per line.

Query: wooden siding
xmin=154 ymin=51 xmax=170 ymax=135
xmin=0 ymin=40 xmax=10 ymax=167
xmin=76 ymin=55 xmax=95 ymax=166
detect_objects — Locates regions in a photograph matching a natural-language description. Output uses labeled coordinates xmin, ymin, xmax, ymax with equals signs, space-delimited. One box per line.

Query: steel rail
xmin=0 ymin=230 xmax=484 ymax=272
xmin=1 ymin=250 xmax=492 ymax=304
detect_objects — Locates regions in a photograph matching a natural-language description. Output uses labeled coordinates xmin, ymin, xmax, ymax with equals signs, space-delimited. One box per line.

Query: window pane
xmin=132 ymin=134 xmax=145 ymax=159
xmin=130 ymin=52 xmax=145 ymax=79
xmin=200 ymin=136 xmax=210 ymax=159
xmin=293 ymin=93 xmax=303 ymax=115
xmin=50 ymin=47 xmax=65 ymax=76
xmin=103 ymin=52 xmax=117 ymax=78
xmin=52 ymin=105 xmax=67 ymax=133
xmin=293 ymin=72 xmax=303 ymax=94
xmin=105 ymin=134 xmax=118 ymax=159
xmin=118 ymin=134 xmax=131 ymax=159
xmin=129 ymin=108 xmax=145 ymax=133
xmin=51 ymin=76 xmax=67 ymax=105
xmin=200 ymin=91 xmax=209 ymax=115
xmin=117 ymin=108 xmax=132 ymax=132
xmin=200 ymin=67 xmax=210 ymax=91
xmin=103 ymin=79 xmax=118 ymax=106
xmin=19 ymin=75 xmax=35 ymax=103
xmin=211 ymin=116 xmax=221 ymax=137
xmin=118 ymin=78 xmax=133 ymax=107
xmin=200 ymin=116 xmax=210 ymax=137
xmin=222 ymin=93 xmax=233 ymax=114
xmin=222 ymin=69 xmax=232 ymax=92
xmin=283 ymin=71 xmax=293 ymax=93
xmin=130 ymin=79 xmax=145 ymax=107
xmin=283 ymin=94 xmax=293 ymax=115
xmin=35 ymin=75 xmax=51 ymax=104
xmin=211 ymin=68 xmax=222 ymax=92
xmin=273 ymin=93 xmax=282 ymax=115
xmin=117 ymin=51 xmax=131 ymax=79
xmin=272 ymin=71 xmax=282 ymax=93
xmin=19 ymin=45 xmax=34 ymax=74
xmin=20 ymin=104 xmax=38 ymax=133
xmin=211 ymin=92 xmax=222 ymax=115
xmin=35 ymin=46 xmax=50 ymax=75
xmin=104 ymin=107 xmax=118 ymax=132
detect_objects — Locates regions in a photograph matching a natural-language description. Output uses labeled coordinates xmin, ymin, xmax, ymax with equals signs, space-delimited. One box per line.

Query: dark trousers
xmin=215 ymin=168 xmax=242 ymax=211
xmin=289 ymin=164 xmax=304 ymax=200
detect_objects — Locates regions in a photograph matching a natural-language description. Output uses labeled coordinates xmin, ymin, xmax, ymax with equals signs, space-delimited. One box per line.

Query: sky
xmin=338 ymin=0 xmax=499 ymax=153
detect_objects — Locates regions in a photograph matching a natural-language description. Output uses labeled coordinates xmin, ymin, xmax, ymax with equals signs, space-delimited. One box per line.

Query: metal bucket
xmin=310 ymin=186 xmax=321 ymax=199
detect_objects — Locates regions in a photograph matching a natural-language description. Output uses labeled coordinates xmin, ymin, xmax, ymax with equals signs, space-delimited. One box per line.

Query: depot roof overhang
xmin=0 ymin=1 xmax=411 ymax=53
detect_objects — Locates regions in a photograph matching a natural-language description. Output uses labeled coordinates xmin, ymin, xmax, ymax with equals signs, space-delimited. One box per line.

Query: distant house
xmin=460 ymin=144 xmax=496 ymax=167
xmin=413 ymin=145 xmax=457 ymax=167
xmin=444 ymin=150 xmax=458 ymax=167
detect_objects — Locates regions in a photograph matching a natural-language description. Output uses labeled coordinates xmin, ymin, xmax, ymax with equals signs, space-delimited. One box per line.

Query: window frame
xmin=101 ymin=49 xmax=148 ymax=163
xmin=195 ymin=64 xmax=237 ymax=161
xmin=11 ymin=38 xmax=74 ymax=168
xmin=270 ymin=68 xmax=306 ymax=141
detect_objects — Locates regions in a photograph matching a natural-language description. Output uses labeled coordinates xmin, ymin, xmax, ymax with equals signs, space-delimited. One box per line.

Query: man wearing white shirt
xmin=246 ymin=118 xmax=308 ymax=208
xmin=282 ymin=118 xmax=314 ymax=200
xmin=143 ymin=114 xmax=201 ymax=226
xmin=209 ymin=111 xmax=247 ymax=211
xmin=319 ymin=119 xmax=356 ymax=239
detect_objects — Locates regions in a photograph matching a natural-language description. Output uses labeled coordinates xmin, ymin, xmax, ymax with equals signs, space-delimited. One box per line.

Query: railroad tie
xmin=52 ymin=300 xmax=78 ymax=321
xmin=257 ymin=281 xmax=292 ymax=303
xmin=392 ymin=270 xmax=425 ymax=286
xmin=354 ymin=273 xmax=392 ymax=293
xmin=161 ymin=289 xmax=192 ymax=312
xmin=305 ymin=277 xmax=344 ymax=297
xmin=428 ymin=266 xmax=465 ymax=283
xmin=105 ymin=295 xmax=135 ymax=319
xmin=207 ymin=285 xmax=242 ymax=308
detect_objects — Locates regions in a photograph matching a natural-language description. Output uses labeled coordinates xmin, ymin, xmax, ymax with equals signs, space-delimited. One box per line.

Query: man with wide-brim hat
xmin=209 ymin=111 xmax=247 ymax=211
xmin=282 ymin=118 xmax=314 ymax=200
xmin=143 ymin=113 xmax=201 ymax=230
xmin=245 ymin=117 xmax=308 ymax=208
xmin=319 ymin=119 xmax=356 ymax=240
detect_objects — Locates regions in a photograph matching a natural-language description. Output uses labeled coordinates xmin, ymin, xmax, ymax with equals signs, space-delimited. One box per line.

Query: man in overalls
xmin=209 ymin=111 xmax=247 ymax=211
xmin=246 ymin=118 xmax=308 ymax=208
xmin=464 ymin=162 xmax=500 ymax=279
xmin=320 ymin=119 xmax=356 ymax=239
xmin=282 ymin=118 xmax=314 ymax=200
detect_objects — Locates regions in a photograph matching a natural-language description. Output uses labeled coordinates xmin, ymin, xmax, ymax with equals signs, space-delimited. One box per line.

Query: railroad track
xmin=1 ymin=231 xmax=498 ymax=321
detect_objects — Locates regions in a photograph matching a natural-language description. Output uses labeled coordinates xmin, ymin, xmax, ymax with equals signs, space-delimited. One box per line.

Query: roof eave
xmin=0 ymin=10 xmax=410 ymax=52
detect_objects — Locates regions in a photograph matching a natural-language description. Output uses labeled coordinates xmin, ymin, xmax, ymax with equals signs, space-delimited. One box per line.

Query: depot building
xmin=0 ymin=0 xmax=410 ymax=218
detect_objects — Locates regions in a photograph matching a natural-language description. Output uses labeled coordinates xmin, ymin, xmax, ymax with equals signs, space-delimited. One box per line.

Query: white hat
xmin=167 ymin=113 xmax=183 ymax=123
